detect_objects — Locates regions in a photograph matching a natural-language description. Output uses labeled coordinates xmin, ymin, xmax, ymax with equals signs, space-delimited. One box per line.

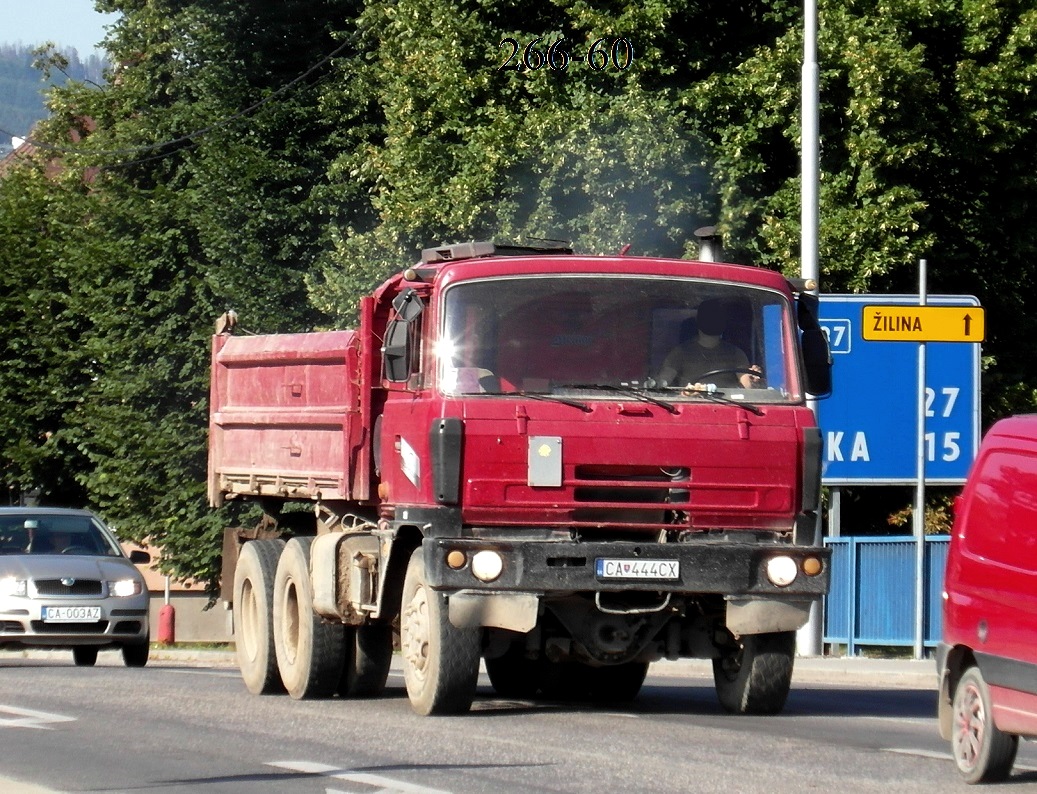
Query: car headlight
xmin=0 ymin=577 xmax=28 ymax=597
xmin=109 ymin=579 xmax=143 ymax=597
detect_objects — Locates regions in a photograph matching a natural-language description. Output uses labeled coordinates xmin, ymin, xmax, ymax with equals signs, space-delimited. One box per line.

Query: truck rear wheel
xmin=952 ymin=666 xmax=1018 ymax=783
xmin=233 ymin=538 xmax=286 ymax=694
xmin=339 ymin=623 xmax=393 ymax=698
xmin=273 ymin=536 xmax=344 ymax=699
xmin=583 ymin=662 xmax=649 ymax=703
xmin=712 ymin=630 xmax=795 ymax=715
xmin=400 ymin=547 xmax=480 ymax=715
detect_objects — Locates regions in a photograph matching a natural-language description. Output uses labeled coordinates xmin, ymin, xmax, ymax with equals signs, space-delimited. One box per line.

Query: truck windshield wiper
xmin=512 ymin=390 xmax=592 ymax=412
xmin=568 ymin=383 xmax=677 ymax=414
xmin=694 ymin=389 xmax=764 ymax=416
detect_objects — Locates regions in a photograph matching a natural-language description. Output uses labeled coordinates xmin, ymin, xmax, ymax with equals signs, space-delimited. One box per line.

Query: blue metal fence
xmin=823 ymin=535 xmax=950 ymax=655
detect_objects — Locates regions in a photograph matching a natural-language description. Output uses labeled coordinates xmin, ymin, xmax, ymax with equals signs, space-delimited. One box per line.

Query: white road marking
xmin=269 ymin=760 xmax=453 ymax=794
xmin=884 ymin=747 xmax=1037 ymax=772
xmin=0 ymin=704 xmax=76 ymax=730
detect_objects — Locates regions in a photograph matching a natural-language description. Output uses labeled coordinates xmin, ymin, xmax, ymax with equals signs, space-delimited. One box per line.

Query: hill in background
xmin=0 ymin=44 xmax=107 ymax=155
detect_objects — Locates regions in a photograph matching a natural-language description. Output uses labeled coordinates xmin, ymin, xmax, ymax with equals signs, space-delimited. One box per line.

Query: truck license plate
xmin=595 ymin=559 xmax=679 ymax=580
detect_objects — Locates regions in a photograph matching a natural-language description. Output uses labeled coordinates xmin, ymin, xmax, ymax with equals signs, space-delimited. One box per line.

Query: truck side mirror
xmin=383 ymin=319 xmax=412 ymax=382
xmin=796 ymin=293 xmax=832 ymax=398
xmin=383 ymin=288 xmax=425 ymax=383
xmin=801 ymin=329 xmax=832 ymax=397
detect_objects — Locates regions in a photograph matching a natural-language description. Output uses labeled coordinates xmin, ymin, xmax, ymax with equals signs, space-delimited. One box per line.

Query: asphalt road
xmin=1 ymin=649 xmax=1035 ymax=793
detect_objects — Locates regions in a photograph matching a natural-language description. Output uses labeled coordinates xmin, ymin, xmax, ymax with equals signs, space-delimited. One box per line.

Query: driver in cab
xmin=656 ymin=299 xmax=761 ymax=390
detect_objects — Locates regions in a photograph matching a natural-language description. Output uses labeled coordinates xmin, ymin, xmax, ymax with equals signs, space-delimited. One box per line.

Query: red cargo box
xmin=208 ymin=330 xmax=361 ymax=505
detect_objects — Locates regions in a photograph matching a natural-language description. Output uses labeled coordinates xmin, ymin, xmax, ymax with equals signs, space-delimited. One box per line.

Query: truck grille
xmin=572 ymin=465 xmax=689 ymax=526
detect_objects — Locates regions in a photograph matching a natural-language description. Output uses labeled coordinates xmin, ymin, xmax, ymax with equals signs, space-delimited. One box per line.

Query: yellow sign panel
xmin=862 ymin=305 xmax=985 ymax=342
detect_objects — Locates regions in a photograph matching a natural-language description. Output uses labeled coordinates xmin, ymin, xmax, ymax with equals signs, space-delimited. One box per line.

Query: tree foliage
xmin=1 ymin=0 xmax=1036 ymax=582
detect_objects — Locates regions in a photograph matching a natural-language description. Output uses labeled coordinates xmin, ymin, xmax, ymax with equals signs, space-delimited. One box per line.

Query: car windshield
xmin=0 ymin=514 xmax=123 ymax=556
xmin=438 ymin=275 xmax=802 ymax=403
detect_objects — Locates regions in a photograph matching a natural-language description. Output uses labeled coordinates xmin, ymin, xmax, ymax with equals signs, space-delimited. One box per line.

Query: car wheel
xmin=400 ymin=546 xmax=480 ymax=715
xmin=73 ymin=646 xmax=99 ymax=667
xmin=712 ymin=630 xmax=795 ymax=715
xmin=122 ymin=637 xmax=150 ymax=668
xmin=233 ymin=538 xmax=286 ymax=695
xmin=952 ymin=666 xmax=1018 ymax=783
xmin=273 ymin=536 xmax=344 ymax=699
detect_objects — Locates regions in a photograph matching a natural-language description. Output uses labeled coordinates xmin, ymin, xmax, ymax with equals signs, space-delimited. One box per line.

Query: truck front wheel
xmin=400 ymin=547 xmax=480 ymax=715
xmin=233 ymin=538 xmax=286 ymax=694
xmin=273 ymin=536 xmax=344 ymax=699
xmin=712 ymin=630 xmax=795 ymax=715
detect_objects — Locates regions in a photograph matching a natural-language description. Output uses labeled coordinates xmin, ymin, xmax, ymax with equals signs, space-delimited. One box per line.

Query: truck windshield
xmin=438 ymin=275 xmax=803 ymax=403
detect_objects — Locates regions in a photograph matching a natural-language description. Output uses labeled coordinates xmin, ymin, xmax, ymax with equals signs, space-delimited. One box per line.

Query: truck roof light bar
xmin=420 ymin=240 xmax=574 ymax=265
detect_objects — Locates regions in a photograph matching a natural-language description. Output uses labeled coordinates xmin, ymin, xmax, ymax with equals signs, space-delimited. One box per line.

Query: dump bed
xmin=208 ymin=330 xmax=363 ymax=506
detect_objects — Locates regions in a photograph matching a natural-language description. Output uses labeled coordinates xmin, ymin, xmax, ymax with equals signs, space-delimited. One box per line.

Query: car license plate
xmin=595 ymin=559 xmax=679 ymax=580
xmin=42 ymin=606 xmax=101 ymax=623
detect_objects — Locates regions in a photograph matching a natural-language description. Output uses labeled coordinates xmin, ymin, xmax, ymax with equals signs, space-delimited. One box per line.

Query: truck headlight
xmin=471 ymin=550 xmax=503 ymax=583
xmin=765 ymin=556 xmax=798 ymax=587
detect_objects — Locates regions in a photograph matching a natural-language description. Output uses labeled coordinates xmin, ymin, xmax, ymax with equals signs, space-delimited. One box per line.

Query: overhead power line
xmin=0 ymin=36 xmax=354 ymax=162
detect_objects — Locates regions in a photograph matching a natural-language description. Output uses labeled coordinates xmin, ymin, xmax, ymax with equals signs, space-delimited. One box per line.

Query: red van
xmin=938 ymin=414 xmax=1037 ymax=783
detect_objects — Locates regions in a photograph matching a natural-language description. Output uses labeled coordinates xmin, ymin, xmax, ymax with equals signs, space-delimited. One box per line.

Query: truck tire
xmin=485 ymin=642 xmax=541 ymax=699
xmin=273 ymin=536 xmax=344 ymax=699
xmin=951 ymin=666 xmax=1018 ymax=783
xmin=339 ymin=623 xmax=393 ymax=698
xmin=400 ymin=547 xmax=480 ymax=715
xmin=712 ymin=630 xmax=795 ymax=715
xmin=233 ymin=538 xmax=286 ymax=695
xmin=583 ymin=662 xmax=649 ymax=703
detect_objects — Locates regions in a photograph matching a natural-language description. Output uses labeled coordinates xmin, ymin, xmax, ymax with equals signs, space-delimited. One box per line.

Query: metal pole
xmin=913 ymin=260 xmax=928 ymax=659
xmin=797 ymin=0 xmax=824 ymax=657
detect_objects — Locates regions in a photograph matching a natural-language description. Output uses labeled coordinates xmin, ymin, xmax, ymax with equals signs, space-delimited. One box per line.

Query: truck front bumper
xmin=423 ymin=537 xmax=830 ymax=597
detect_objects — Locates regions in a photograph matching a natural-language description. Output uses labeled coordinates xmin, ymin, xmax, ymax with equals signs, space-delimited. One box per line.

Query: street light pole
xmin=797 ymin=0 xmax=824 ymax=657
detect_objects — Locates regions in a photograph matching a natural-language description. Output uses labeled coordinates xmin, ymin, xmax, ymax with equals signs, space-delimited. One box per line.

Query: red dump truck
xmin=209 ymin=240 xmax=832 ymax=715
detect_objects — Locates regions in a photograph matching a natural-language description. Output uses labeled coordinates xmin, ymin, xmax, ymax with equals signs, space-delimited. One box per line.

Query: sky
xmin=2 ymin=0 xmax=118 ymax=55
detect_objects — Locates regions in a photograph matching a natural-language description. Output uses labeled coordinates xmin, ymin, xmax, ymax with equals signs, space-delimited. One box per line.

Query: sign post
xmin=818 ymin=292 xmax=983 ymax=658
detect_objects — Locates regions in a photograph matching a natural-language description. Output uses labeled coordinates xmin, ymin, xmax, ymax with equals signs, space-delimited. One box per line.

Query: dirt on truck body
xmin=209 ymin=239 xmax=832 ymax=715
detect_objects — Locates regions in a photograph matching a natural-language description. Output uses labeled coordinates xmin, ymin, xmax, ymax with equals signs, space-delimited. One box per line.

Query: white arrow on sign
xmin=0 ymin=704 xmax=76 ymax=730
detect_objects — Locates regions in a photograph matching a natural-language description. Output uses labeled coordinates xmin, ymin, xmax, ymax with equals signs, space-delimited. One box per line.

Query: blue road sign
xmin=817 ymin=295 xmax=981 ymax=485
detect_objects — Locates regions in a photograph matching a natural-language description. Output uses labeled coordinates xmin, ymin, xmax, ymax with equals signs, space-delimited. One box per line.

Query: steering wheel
xmin=61 ymin=546 xmax=93 ymax=555
xmin=692 ymin=366 xmax=760 ymax=383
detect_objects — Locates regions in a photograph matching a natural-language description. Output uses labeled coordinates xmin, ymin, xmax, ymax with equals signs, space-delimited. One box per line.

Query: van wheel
xmin=712 ymin=630 xmax=794 ymax=715
xmin=952 ymin=666 xmax=1018 ymax=783
xmin=400 ymin=547 xmax=480 ymax=715
xmin=273 ymin=536 xmax=344 ymax=699
xmin=233 ymin=538 xmax=286 ymax=694
xmin=339 ymin=623 xmax=393 ymax=698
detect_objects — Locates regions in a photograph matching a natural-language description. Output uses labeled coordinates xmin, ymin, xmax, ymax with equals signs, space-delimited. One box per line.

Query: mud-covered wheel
xmin=121 ymin=635 xmax=150 ymax=668
xmin=72 ymin=645 xmax=99 ymax=667
xmin=713 ymin=630 xmax=795 ymax=715
xmin=952 ymin=666 xmax=1018 ymax=783
xmin=400 ymin=547 xmax=480 ymax=715
xmin=233 ymin=538 xmax=286 ymax=694
xmin=485 ymin=642 xmax=541 ymax=699
xmin=584 ymin=662 xmax=650 ymax=703
xmin=273 ymin=536 xmax=344 ymax=699
xmin=339 ymin=623 xmax=393 ymax=698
